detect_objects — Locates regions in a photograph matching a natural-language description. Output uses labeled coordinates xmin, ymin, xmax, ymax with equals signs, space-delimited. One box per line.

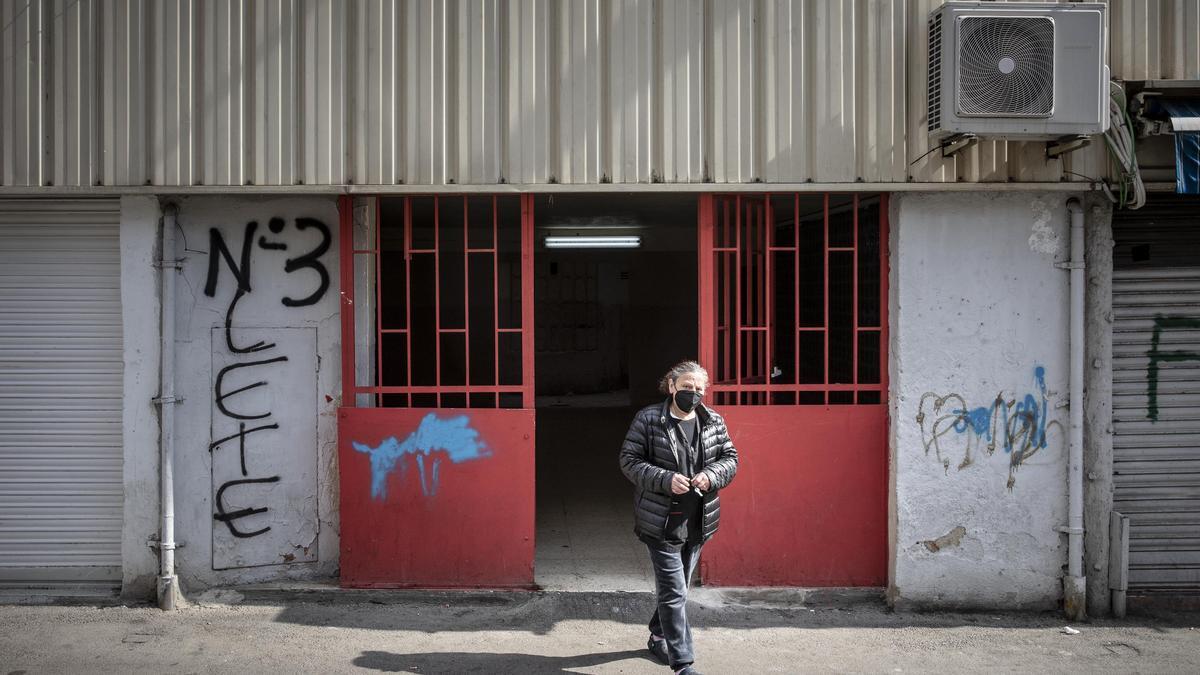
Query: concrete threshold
xmin=226 ymin=581 xmax=885 ymax=611
xmin=0 ymin=585 xmax=123 ymax=606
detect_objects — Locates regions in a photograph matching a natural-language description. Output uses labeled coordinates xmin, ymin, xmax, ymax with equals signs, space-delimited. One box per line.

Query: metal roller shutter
xmin=0 ymin=199 xmax=123 ymax=592
xmin=1113 ymin=199 xmax=1200 ymax=593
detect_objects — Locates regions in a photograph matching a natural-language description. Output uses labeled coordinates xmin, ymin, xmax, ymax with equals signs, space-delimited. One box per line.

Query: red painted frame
xmin=697 ymin=193 xmax=890 ymax=586
xmin=336 ymin=195 xmax=537 ymax=588
xmin=340 ymin=195 xmax=535 ymax=406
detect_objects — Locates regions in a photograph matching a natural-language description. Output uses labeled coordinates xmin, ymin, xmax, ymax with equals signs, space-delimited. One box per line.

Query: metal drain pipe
xmin=156 ymin=205 xmax=182 ymax=610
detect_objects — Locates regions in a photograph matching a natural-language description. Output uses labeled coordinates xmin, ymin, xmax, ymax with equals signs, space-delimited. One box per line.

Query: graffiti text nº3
xmin=205 ymin=216 xmax=330 ymax=538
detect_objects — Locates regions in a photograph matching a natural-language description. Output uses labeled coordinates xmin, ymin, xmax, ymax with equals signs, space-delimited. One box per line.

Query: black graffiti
xmin=214 ymin=356 xmax=289 ymax=420
xmin=210 ymin=422 xmax=280 ymax=477
xmin=281 ymin=218 xmax=331 ymax=307
xmin=224 ymin=288 xmax=275 ymax=354
xmin=206 ymin=216 xmax=329 ymax=542
xmin=213 ymin=476 xmax=282 ymax=538
xmin=205 ymin=222 xmax=256 ymax=296
xmin=258 ymin=217 xmax=288 ymax=250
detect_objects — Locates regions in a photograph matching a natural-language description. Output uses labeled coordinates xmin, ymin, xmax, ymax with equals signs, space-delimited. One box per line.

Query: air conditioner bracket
xmin=940 ymin=133 xmax=979 ymax=158
xmin=1046 ymin=135 xmax=1091 ymax=159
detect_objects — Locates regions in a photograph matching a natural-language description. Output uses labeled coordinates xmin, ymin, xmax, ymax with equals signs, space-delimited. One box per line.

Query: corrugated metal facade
xmin=1 ymin=0 xmax=1197 ymax=189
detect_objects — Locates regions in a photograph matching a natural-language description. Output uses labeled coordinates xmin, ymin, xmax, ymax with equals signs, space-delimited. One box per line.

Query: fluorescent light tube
xmin=544 ymin=236 xmax=641 ymax=249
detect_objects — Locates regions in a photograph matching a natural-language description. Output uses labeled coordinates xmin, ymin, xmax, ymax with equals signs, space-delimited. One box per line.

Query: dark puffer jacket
xmin=618 ymin=398 xmax=739 ymax=544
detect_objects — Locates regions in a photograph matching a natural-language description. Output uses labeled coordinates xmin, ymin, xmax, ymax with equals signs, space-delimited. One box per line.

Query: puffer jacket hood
xmin=618 ymin=397 xmax=739 ymax=544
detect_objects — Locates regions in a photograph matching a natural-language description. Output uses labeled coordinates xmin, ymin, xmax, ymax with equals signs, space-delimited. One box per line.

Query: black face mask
xmin=673 ymin=389 xmax=702 ymax=414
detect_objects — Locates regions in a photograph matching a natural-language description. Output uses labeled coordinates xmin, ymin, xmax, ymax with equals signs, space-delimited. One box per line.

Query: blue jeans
xmin=646 ymin=540 xmax=703 ymax=669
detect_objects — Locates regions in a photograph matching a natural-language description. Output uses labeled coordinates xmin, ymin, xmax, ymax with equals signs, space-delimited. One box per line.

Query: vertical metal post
xmin=463 ymin=198 xmax=471 ymax=402
xmin=722 ymin=199 xmax=731 ymax=389
xmin=405 ymin=198 xmax=414 ymax=397
xmin=493 ymin=197 xmax=500 ymax=406
xmin=339 ymin=195 xmax=356 ymax=407
xmin=757 ymin=200 xmax=766 ymax=403
xmin=434 ymin=197 xmax=442 ymax=408
xmin=521 ymin=194 xmax=535 ymax=408
xmin=794 ymin=194 xmax=800 ymax=404
xmin=375 ymin=197 xmax=383 ymax=407
xmin=765 ymin=197 xmax=773 ymax=405
xmin=822 ymin=193 xmax=830 ymax=401
xmin=852 ymin=194 xmax=859 ymax=397
xmin=734 ymin=196 xmax=742 ymax=402
xmin=698 ymin=196 xmax=715 ymax=374
xmin=157 ymin=204 xmax=182 ymax=611
xmin=879 ymin=194 xmax=890 ymax=397
xmin=1109 ymin=511 xmax=1130 ymax=617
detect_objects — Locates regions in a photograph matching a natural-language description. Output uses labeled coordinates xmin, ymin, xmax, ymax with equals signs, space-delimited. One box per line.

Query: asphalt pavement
xmin=1 ymin=587 xmax=1198 ymax=674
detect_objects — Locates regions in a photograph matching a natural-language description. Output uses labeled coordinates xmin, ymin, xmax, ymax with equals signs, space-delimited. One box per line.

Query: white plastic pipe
xmin=1065 ymin=199 xmax=1086 ymax=617
xmin=158 ymin=205 xmax=180 ymax=610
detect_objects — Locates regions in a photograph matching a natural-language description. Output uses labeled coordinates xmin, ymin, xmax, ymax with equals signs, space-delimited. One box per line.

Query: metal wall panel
xmin=1112 ymin=201 xmax=1200 ymax=592
xmin=1 ymin=0 xmax=1196 ymax=189
xmin=1111 ymin=0 xmax=1200 ymax=81
xmin=0 ymin=199 xmax=122 ymax=589
xmin=1112 ymin=267 xmax=1200 ymax=591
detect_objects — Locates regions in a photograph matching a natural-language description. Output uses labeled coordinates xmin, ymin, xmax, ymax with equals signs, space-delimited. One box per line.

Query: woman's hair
xmin=657 ymin=360 xmax=710 ymax=394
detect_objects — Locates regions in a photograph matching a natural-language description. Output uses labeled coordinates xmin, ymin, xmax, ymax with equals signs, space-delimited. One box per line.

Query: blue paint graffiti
xmin=352 ymin=413 xmax=490 ymax=499
xmin=916 ymin=366 xmax=1061 ymax=490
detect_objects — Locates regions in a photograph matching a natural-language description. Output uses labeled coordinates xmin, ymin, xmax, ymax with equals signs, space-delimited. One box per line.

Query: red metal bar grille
xmin=699 ymin=193 xmax=888 ymax=407
xmin=338 ymin=195 xmax=535 ymax=409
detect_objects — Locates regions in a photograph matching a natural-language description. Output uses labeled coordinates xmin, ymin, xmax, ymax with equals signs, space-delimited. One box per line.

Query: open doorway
xmin=533 ymin=194 xmax=698 ymax=591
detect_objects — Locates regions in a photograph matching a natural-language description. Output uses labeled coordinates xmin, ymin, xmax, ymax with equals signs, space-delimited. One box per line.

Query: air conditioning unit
xmin=927 ymin=1 xmax=1109 ymax=141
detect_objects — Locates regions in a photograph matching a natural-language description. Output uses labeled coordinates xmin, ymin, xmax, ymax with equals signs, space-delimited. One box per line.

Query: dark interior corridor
xmin=533 ymin=194 xmax=697 ymax=591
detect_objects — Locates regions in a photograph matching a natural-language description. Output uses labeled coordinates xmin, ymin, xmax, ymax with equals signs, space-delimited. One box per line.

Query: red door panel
xmin=336 ymin=194 xmax=536 ymax=588
xmin=698 ymin=194 xmax=889 ymax=587
xmin=701 ymin=406 xmax=886 ymax=586
xmin=338 ymin=407 xmax=535 ymax=587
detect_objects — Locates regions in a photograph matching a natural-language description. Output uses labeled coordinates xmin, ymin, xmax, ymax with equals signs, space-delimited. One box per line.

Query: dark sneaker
xmin=646 ymin=635 xmax=669 ymax=665
xmin=674 ymin=666 xmax=702 ymax=675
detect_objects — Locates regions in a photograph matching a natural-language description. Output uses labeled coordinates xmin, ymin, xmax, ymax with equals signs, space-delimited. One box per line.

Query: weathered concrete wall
xmin=1083 ymin=201 xmax=1115 ymax=616
xmin=170 ymin=197 xmax=340 ymax=589
xmin=889 ymin=192 xmax=1082 ymax=610
xmin=119 ymin=197 xmax=163 ymax=599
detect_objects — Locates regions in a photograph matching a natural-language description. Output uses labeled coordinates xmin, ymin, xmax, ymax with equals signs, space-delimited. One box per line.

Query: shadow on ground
xmin=354 ymin=648 xmax=651 ymax=674
xmin=254 ymin=588 xmax=1200 ymax=636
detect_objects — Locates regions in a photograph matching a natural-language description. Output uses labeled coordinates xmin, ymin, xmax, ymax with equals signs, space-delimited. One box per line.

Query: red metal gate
xmin=698 ymin=194 xmax=888 ymax=586
xmin=337 ymin=194 xmax=535 ymax=588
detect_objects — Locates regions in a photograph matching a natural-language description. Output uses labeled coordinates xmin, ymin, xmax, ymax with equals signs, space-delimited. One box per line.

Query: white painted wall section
xmin=890 ymin=192 xmax=1080 ymax=609
xmin=119 ymin=196 xmax=162 ymax=599
xmin=170 ymin=197 xmax=340 ymax=588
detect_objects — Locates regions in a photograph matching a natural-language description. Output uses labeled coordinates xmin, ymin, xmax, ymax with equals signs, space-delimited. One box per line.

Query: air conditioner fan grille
xmin=956 ymin=16 xmax=1054 ymax=117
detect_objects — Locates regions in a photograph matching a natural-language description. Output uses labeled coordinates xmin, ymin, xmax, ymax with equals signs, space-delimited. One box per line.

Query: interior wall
xmin=533 ymin=195 xmax=698 ymax=406
xmin=628 ymin=249 xmax=697 ymax=406
xmin=535 ymin=253 xmax=629 ymax=396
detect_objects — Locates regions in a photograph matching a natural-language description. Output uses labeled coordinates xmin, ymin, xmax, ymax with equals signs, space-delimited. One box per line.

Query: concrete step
xmin=223 ymin=581 xmax=886 ymax=613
